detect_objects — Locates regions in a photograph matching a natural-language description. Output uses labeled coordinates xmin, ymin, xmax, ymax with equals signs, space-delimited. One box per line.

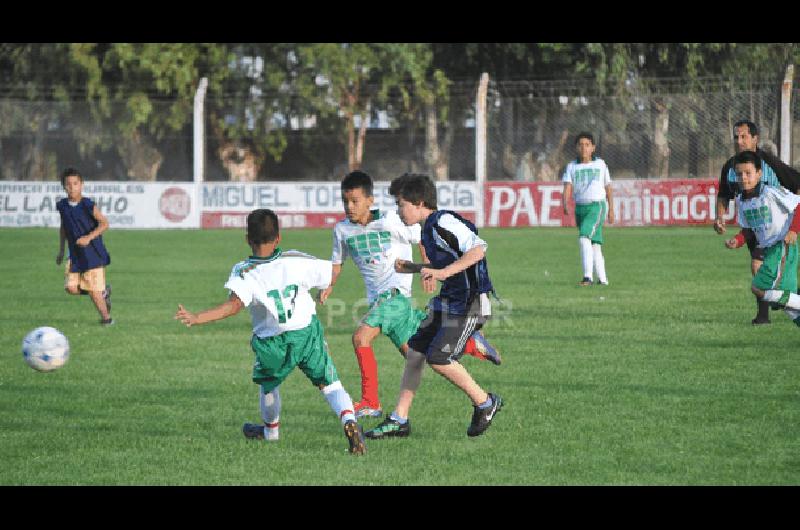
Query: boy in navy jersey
xmin=55 ymin=168 xmax=113 ymax=325
xmin=365 ymin=174 xmax=503 ymax=440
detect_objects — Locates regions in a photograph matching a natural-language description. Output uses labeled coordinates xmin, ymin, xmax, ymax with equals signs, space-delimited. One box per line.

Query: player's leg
xmin=575 ymin=203 xmax=595 ymax=285
xmin=591 ymin=202 xmax=609 ymax=285
xmin=64 ymin=261 xmax=82 ymax=296
xmin=759 ymin=242 xmax=800 ymax=311
xmin=366 ymin=308 xmax=442 ymax=440
xmin=297 ymin=317 xmax=364 ymax=454
xmin=83 ymin=267 xmax=112 ymax=324
xmin=751 ymin=242 xmax=798 ymax=320
xmin=748 ymin=235 xmax=770 ymax=325
xmin=351 ymin=323 xmax=382 ymax=418
xmin=243 ymin=385 xmax=281 ymax=441
xmin=425 ymin=311 xmax=503 ymax=437
xmin=247 ymin=333 xmax=296 ymax=441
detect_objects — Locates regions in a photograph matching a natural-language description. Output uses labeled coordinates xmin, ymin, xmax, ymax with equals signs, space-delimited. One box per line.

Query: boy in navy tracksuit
xmin=365 ymin=174 xmax=503 ymax=439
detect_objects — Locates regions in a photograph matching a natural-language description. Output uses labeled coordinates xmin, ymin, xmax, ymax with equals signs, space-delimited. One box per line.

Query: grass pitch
xmin=1 ymin=226 xmax=798 ymax=485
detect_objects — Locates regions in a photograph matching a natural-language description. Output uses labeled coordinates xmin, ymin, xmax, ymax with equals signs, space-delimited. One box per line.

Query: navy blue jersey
xmin=422 ymin=210 xmax=494 ymax=315
xmin=56 ymin=197 xmax=110 ymax=272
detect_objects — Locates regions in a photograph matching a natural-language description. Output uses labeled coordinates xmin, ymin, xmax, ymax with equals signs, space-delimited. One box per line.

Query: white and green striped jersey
xmin=737 ymin=185 xmax=800 ymax=248
xmin=562 ymin=157 xmax=612 ymax=204
xmin=224 ymin=248 xmax=332 ymax=338
xmin=331 ymin=209 xmax=421 ymax=303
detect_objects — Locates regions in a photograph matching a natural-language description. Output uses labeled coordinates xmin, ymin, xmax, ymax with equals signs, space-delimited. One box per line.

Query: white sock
xmin=784 ymin=307 xmax=800 ymax=324
xmin=259 ymin=386 xmax=281 ymax=440
xmin=579 ymin=237 xmax=593 ymax=280
xmin=592 ymin=243 xmax=607 ymax=284
xmin=321 ymin=381 xmax=356 ymax=424
xmin=763 ymin=290 xmax=800 ymax=310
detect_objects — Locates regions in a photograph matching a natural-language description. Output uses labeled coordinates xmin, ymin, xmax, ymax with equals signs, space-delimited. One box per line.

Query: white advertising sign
xmin=0 ymin=181 xmax=199 ymax=229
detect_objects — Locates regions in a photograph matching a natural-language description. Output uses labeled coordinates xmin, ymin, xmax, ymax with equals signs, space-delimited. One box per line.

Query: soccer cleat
xmin=578 ymin=277 xmax=593 ymax=286
xmin=471 ymin=331 xmax=501 ymax=366
xmin=242 ymin=422 xmax=279 ymax=441
xmin=103 ymin=284 xmax=112 ymax=314
xmin=467 ymin=393 xmax=504 ymax=437
xmin=595 ymin=280 xmax=609 ymax=286
xmin=364 ymin=415 xmax=410 ymax=439
xmin=751 ymin=317 xmax=771 ymax=326
xmin=100 ymin=318 xmax=115 ymax=326
xmin=354 ymin=400 xmax=383 ymax=419
xmin=343 ymin=420 xmax=366 ymax=455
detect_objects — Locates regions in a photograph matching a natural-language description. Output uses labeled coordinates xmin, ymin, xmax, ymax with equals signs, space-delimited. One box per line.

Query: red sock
xmin=463 ymin=336 xmax=487 ymax=360
xmin=354 ymin=346 xmax=379 ymax=406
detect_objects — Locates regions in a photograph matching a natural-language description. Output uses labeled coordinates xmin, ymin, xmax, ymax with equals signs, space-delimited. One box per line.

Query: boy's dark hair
xmin=388 ymin=173 xmax=411 ymax=197
xmin=733 ymin=150 xmax=762 ymax=170
xmin=247 ymin=209 xmax=280 ymax=245
xmin=390 ymin=173 xmax=437 ymax=210
xmin=734 ymin=120 xmax=759 ymax=137
xmin=575 ymin=132 xmax=595 ymax=145
xmin=341 ymin=170 xmax=373 ymax=197
xmin=60 ymin=167 xmax=83 ymax=186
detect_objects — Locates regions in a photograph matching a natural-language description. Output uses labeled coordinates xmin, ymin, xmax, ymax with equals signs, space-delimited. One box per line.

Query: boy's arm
xmin=562 ymin=182 xmax=573 ymax=215
xmin=725 ymin=228 xmax=751 ymax=249
xmin=785 ymin=204 xmax=800 ymax=244
xmin=56 ymin=225 xmax=66 ymax=265
xmin=76 ymin=206 xmax=109 ymax=248
xmin=605 ymin=184 xmax=615 ymax=224
xmin=317 ymin=263 xmax=342 ymax=304
xmin=175 ymin=292 xmax=244 ymax=327
xmin=421 ymin=246 xmax=485 ymax=282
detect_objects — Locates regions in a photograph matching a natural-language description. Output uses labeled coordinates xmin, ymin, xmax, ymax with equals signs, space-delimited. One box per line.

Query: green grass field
xmin=1 ymin=225 xmax=798 ymax=485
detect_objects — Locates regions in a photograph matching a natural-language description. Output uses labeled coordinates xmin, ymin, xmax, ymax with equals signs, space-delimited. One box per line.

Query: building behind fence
xmin=1 ymin=75 xmax=798 ymax=183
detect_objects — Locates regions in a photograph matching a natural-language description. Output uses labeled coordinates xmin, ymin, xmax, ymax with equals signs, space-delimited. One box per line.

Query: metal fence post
xmin=475 ymin=73 xmax=489 ymax=228
xmin=193 ymin=77 xmax=208 ymax=228
xmin=780 ymin=64 xmax=794 ymax=165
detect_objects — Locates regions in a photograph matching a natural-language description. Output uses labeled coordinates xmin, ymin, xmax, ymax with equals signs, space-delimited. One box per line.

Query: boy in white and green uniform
xmin=562 ymin=132 xmax=615 ymax=286
xmin=175 ymin=209 xmax=366 ymax=455
xmin=320 ymin=172 xmax=500 ymax=419
xmin=725 ymin=151 xmax=800 ymax=326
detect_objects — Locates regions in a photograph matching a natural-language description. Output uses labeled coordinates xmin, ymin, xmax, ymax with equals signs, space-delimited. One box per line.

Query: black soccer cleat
xmin=365 ymin=415 xmax=410 ymax=439
xmin=467 ymin=393 xmax=504 ymax=437
xmin=344 ymin=420 xmax=366 ymax=455
xmin=578 ymin=277 xmax=593 ymax=286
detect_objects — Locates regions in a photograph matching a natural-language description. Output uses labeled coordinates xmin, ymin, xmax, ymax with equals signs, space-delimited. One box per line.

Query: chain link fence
xmin=486 ymin=78 xmax=785 ymax=181
xmin=1 ymin=77 xmax=798 ymax=182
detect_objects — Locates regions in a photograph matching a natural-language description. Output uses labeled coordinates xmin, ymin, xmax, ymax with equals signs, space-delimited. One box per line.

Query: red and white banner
xmin=485 ymin=180 xmax=735 ymax=228
xmin=2 ymin=179 xmax=736 ymax=229
xmin=201 ymin=181 xmax=477 ymax=229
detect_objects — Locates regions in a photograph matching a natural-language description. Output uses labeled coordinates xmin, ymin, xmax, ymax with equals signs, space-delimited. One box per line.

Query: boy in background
xmin=725 ymin=151 xmax=800 ymax=326
xmin=174 ymin=208 xmax=366 ymax=455
xmin=562 ymin=132 xmax=615 ymax=286
xmin=55 ymin=167 xmax=112 ymax=325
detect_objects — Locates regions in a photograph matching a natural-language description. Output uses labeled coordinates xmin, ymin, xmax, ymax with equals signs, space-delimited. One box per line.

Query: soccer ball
xmin=22 ymin=327 xmax=70 ymax=372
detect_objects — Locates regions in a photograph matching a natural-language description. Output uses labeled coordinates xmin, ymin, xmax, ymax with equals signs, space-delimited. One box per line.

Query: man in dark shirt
xmin=714 ymin=120 xmax=800 ymax=325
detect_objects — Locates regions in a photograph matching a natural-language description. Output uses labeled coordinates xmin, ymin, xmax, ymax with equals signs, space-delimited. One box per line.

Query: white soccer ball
xmin=22 ymin=326 xmax=70 ymax=372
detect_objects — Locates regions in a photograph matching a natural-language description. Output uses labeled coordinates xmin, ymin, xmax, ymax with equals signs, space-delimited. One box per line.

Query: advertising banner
xmin=0 ymin=181 xmax=199 ymax=228
xmin=201 ymin=181 xmax=478 ymax=228
xmin=484 ymin=179 xmax=735 ymax=228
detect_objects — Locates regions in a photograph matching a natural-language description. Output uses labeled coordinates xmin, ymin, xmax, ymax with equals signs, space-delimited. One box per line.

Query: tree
xmin=69 ymin=43 xmax=230 ymax=180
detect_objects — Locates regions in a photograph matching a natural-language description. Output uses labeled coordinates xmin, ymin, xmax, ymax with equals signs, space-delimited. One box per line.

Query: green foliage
xmin=1 ymin=226 xmax=799 ymax=484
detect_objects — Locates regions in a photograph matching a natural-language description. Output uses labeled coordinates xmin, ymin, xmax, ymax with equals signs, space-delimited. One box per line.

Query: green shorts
xmin=250 ymin=315 xmax=339 ymax=393
xmin=575 ymin=201 xmax=607 ymax=244
xmin=752 ymin=241 xmax=798 ymax=292
xmin=361 ymin=290 xmax=427 ymax=350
